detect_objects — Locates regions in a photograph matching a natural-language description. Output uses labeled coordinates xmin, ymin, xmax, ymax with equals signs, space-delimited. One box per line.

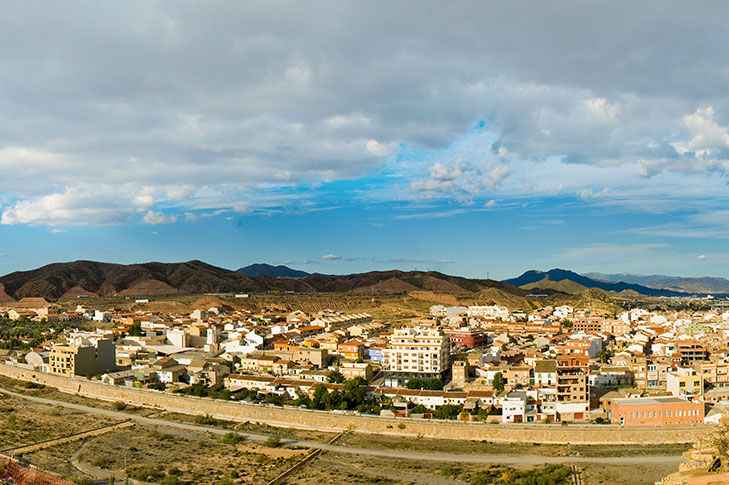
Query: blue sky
xmin=1 ymin=2 xmax=729 ymax=279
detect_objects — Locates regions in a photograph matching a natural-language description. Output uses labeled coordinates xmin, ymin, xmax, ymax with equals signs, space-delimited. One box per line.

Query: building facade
xmin=382 ymin=327 xmax=449 ymax=387
xmin=610 ymin=396 xmax=704 ymax=426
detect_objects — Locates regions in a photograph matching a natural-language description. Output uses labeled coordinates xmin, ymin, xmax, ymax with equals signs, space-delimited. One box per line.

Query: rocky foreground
xmin=660 ymin=419 xmax=729 ymax=484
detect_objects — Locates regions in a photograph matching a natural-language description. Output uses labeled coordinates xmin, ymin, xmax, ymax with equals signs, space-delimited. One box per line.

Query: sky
xmin=1 ymin=1 xmax=729 ymax=280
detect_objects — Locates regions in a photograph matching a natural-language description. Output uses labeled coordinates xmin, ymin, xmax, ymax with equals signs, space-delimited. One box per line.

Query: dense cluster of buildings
xmin=4 ymin=298 xmax=729 ymax=427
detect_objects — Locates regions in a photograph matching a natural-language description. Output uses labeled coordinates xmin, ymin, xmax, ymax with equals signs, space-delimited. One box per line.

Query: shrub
xmin=195 ymin=414 xmax=218 ymax=425
xmin=265 ymin=435 xmax=282 ymax=448
xmin=113 ymin=401 xmax=127 ymax=411
xmin=440 ymin=465 xmax=460 ymax=477
xmin=127 ymin=465 xmax=165 ymax=482
xmin=222 ymin=432 xmax=246 ymax=445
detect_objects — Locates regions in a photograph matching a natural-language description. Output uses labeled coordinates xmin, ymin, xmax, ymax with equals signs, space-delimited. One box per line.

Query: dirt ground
xmin=580 ymin=462 xmax=682 ymax=485
xmin=286 ymin=452 xmax=680 ymax=485
xmin=0 ymin=392 xmax=117 ymax=449
xmin=1 ymin=376 xmax=687 ymax=484
xmin=338 ymin=430 xmax=690 ymax=458
xmin=24 ymin=423 xmax=311 ymax=484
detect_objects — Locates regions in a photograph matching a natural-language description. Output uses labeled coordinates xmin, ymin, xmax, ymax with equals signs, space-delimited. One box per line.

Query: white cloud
xmin=581 ymin=97 xmax=618 ymax=124
xmin=321 ymin=254 xmax=342 ymax=261
xmin=142 ymin=210 xmax=177 ymax=225
xmin=132 ymin=187 xmax=155 ymax=211
xmin=698 ymin=254 xmax=707 ymax=259
xmin=577 ymin=187 xmax=609 ymax=201
xmin=366 ymin=139 xmax=397 ymax=156
xmin=673 ymin=106 xmax=729 ymax=158
xmin=484 ymin=199 xmax=497 ymax=207
xmin=1 ymin=186 xmax=135 ymax=226
xmin=484 ymin=164 xmax=510 ymax=188
xmin=1 ymin=2 xmax=729 ymax=226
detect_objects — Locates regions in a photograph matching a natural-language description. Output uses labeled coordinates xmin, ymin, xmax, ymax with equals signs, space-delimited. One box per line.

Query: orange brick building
xmin=610 ymin=396 xmax=704 ymax=426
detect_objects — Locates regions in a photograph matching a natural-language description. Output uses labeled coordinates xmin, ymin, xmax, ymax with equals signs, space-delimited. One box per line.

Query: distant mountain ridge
xmin=504 ymin=268 xmax=688 ymax=297
xmin=237 ymin=263 xmax=310 ymax=278
xmin=0 ymin=260 xmax=522 ymax=300
xmin=584 ymin=272 xmax=729 ymax=294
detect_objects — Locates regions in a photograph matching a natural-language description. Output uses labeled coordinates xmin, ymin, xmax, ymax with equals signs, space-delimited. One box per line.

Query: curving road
xmin=0 ymin=387 xmax=685 ymax=466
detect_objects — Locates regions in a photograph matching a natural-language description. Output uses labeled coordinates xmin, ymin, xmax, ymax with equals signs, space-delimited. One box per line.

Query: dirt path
xmin=0 ymin=386 xmax=685 ymax=467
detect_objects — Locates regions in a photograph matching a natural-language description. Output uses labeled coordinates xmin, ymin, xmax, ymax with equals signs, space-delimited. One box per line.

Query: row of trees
xmin=303 ymin=378 xmax=382 ymax=413
xmin=0 ymin=316 xmax=66 ymax=350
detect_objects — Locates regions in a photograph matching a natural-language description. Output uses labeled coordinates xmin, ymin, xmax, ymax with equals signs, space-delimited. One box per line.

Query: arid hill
xmin=0 ymin=260 xmax=525 ymax=300
xmin=0 ymin=260 xmax=267 ymax=299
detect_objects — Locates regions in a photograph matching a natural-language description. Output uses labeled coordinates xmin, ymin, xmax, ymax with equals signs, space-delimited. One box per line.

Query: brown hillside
xmin=61 ymin=286 xmax=98 ymax=299
xmin=408 ymin=291 xmax=461 ymax=306
xmin=353 ymin=277 xmax=421 ymax=293
xmin=0 ymin=283 xmax=13 ymax=302
xmin=119 ymin=279 xmax=178 ymax=296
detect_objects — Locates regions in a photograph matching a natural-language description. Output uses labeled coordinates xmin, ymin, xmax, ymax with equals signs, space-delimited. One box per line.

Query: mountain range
xmin=0 ymin=261 xmax=724 ymax=302
xmin=237 ymin=263 xmax=310 ymax=278
xmin=0 ymin=260 xmax=518 ymax=301
xmin=584 ymin=272 xmax=729 ymax=294
xmin=503 ymin=269 xmax=688 ymax=297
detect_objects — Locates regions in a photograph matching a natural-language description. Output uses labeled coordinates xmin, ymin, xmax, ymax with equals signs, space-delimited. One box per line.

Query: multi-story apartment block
xmin=451 ymin=360 xmax=470 ymax=387
xmin=646 ymin=360 xmax=671 ymax=388
xmin=676 ymin=340 xmax=709 ymax=364
xmin=48 ymin=338 xmax=116 ymax=377
xmin=562 ymin=336 xmax=602 ymax=359
xmin=695 ymin=359 xmax=729 ymax=388
xmin=555 ymin=354 xmax=589 ymax=421
xmin=629 ymin=357 xmax=648 ymax=389
xmin=573 ymin=318 xmax=602 ymax=333
xmin=601 ymin=320 xmax=630 ymax=336
xmin=382 ymin=327 xmax=449 ymax=387
xmin=667 ymin=367 xmax=704 ymax=398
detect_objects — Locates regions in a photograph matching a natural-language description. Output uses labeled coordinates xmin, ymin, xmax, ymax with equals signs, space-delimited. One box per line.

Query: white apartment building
xmin=382 ymin=327 xmax=449 ymax=387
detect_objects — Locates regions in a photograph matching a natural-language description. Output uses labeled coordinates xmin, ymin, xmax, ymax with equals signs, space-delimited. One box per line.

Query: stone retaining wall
xmin=0 ymin=363 xmax=710 ymax=445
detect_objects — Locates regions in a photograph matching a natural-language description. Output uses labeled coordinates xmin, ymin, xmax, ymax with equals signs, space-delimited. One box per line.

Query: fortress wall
xmin=0 ymin=363 xmax=708 ymax=445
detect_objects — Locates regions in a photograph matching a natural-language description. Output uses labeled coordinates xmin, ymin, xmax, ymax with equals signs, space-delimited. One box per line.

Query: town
xmin=2 ymin=295 xmax=726 ymax=428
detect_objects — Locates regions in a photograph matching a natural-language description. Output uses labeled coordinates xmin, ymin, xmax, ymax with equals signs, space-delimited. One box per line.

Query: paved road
xmin=0 ymin=387 xmax=685 ymax=466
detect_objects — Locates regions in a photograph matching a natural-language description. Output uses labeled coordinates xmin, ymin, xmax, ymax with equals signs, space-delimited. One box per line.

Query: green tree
xmin=327 ymin=371 xmax=345 ymax=383
xmin=342 ymin=379 xmax=366 ymax=408
xmin=405 ymin=378 xmax=424 ymax=389
xmin=128 ymin=322 xmax=143 ymax=337
xmin=411 ymin=404 xmax=432 ymax=414
xmin=423 ymin=378 xmax=444 ymax=390
xmin=492 ymin=372 xmax=505 ymax=392
xmin=311 ymin=383 xmax=328 ymax=409
xmin=433 ymin=404 xmax=462 ymax=420
xmin=324 ymin=390 xmax=343 ymax=409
